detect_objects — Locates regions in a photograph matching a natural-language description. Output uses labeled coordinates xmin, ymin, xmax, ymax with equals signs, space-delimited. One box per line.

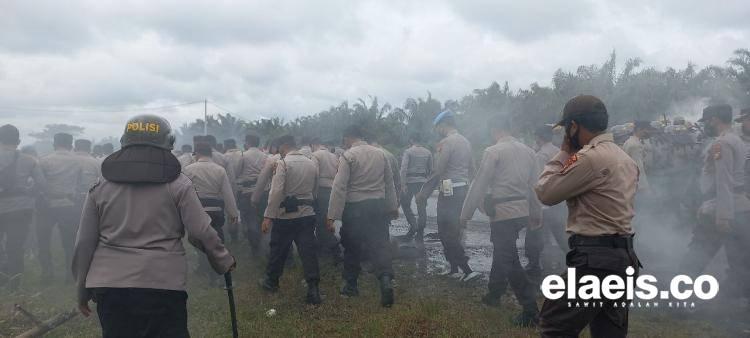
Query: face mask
xmin=565 ymin=122 xmax=582 ymax=151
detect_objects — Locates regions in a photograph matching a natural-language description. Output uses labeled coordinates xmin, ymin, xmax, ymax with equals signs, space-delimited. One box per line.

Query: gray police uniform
xmin=535 ymin=133 xmax=640 ymax=338
xmin=38 ymin=149 xmax=82 ymax=278
xmin=236 ymin=147 xmax=268 ymax=249
xmin=263 ymin=151 xmax=320 ymax=284
xmin=311 ymin=146 xmax=340 ymax=258
xmin=328 ymin=141 xmax=398 ymax=285
xmin=250 ymin=153 xmax=281 ymax=256
xmin=420 ymin=130 xmax=475 ymax=272
xmin=460 ymin=136 xmax=541 ymax=314
xmin=0 ymin=148 xmax=45 ymax=289
xmin=223 ymin=147 xmax=244 ymax=241
xmin=399 ymin=145 xmax=432 ymax=238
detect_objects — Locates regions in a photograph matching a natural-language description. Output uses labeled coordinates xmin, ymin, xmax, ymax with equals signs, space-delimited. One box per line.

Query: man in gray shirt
xmin=399 ymin=133 xmax=432 ymax=242
xmin=0 ymin=125 xmax=46 ymax=290
xmin=38 ymin=132 xmax=82 ymax=281
xmin=72 ymin=115 xmax=234 ymax=337
xmin=417 ymin=111 xmax=479 ymax=282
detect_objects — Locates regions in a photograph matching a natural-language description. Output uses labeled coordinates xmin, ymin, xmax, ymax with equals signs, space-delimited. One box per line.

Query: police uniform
xmin=328 ymin=140 xmax=398 ymax=306
xmin=682 ymin=105 xmax=750 ymax=298
xmin=38 ymin=134 xmax=82 ymax=279
xmin=399 ymin=144 xmax=432 ymax=240
xmin=260 ymin=150 xmax=321 ymax=303
xmin=223 ymin=146 xmax=244 ymax=241
xmin=460 ymin=135 xmax=541 ymax=319
xmin=419 ymin=121 xmax=475 ymax=274
xmin=182 ymin=149 xmax=237 ymax=186
xmin=524 ymin=141 xmax=568 ymax=283
xmin=236 ymin=146 xmax=268 ymax=250
xmin=183 ymin=157 xmax=240 ymax=280
xmin=622 ymin=134 xmax=651 ymax=192
xmin=250 ymin=153 xmax=281 ymax=256
xmin=299 ymin=145 xmax=313 ymax=159
xmin=311 ymin=146 xmax=340 ymax=259
xmin=0 ymin=130 xmax=46 ymax=290
xmin=535 ymin=96 xmax=640 ymax=338
xmin=72 ymin=115 xmax=234 ymax=337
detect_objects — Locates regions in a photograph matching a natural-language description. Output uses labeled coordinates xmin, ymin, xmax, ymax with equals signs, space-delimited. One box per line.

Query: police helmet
xmin=119 ymin=114 xmax=175 ymax=150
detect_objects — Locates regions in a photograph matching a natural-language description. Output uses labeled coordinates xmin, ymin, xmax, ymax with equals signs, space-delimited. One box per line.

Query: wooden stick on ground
xmin=14 ymin=308 xmax=78 ymax=338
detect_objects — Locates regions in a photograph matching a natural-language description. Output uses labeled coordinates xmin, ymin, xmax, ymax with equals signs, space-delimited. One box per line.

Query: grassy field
xmin=0 ymin=240 xmax=735 ymax=338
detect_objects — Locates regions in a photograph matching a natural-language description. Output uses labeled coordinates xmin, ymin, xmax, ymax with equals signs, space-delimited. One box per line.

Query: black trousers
xmin=0 ymin=209 xmax=32 ymax=288
xmin=198 ymin=210 xmax=225 ymax=277
xmin=315 ymin=187 xmax=339 ymax=257
xmin=36 ymin=204 xmax=79 ymax=277
xmin=266 ymin=216 xmax=320 ymax=282
xmin=401 ymin=182 xmax=427 ymax=235
xmin=436 ymin=186 xmax=469 ymax=269
xmin=539 ymin=242 xmax=640 ymax=338
xmin=340 ymin=199 xmax=394 ymax=281
xmin=488 ymin=217 xmax=538 ymax=314
xmin=525 ymin=206 xmax=568 ymax=281
xmin=94 ymin=288 xmax=189 ymax=338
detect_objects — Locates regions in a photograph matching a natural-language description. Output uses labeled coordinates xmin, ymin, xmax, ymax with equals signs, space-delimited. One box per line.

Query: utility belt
xmin=483 ymin=195 xmax=526 ymax=218
xmin=568 ymin=234 xmax=634 ymax=249
xmin=238 ymin=179 xmax=258 ymax=188
xmin=439 ymin=179 xmax=467 ymax=197
xmin=199 ymin=198 xmax=225 ymax=213
xmin=280 ymin=196 xmax=315 ymax=213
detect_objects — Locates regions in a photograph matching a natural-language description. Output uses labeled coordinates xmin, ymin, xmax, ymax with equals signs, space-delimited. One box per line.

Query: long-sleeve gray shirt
xmin=312 ymin=147 xmax=339 ymax=189
xmin=400 ymin=145 xmax=432 ymax=185
xmin=183 ymin=158 xmax=239 ymax=219
xmin=0 ymin=147 xmax=46 ymax=214
xmin=420 ymin=130 xmax=475 ymax=195
xmin=460 ymin=136 xmax=541 ymax=223
xmin=699 ymin=130 xmax=750 ymax=222
xmin=236 ymin=147 xmax=268 ymax=194
xmin=327 ymin=141 xmax=398 ymax=220
xmin=264 ymin=151 xmax=318 ymax=219
xmin=72 ymin=174 xmax=234 ymax=304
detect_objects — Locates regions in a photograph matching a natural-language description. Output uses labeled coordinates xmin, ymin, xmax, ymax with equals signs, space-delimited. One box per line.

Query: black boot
xmin=340 ymin=279 xmax=359 ymax=297
xmin=481 ymin=292 xmax=502 ymax=307
xmin=258 ymin=276 xmax=279 ymax=292
xmin=306 ymin=280 xmax=322 ymax=305
xmin=379 ymin=275 xmax=394 ymax=308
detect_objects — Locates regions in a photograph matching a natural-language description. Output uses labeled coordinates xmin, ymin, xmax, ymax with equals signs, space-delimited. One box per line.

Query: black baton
xmin=224 ymin=272 xmax=239 ymax=338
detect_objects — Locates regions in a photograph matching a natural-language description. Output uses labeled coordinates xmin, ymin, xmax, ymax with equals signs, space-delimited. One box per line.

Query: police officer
xmin=681 ymin=105 xmax=750 ymax=297
xmin=237 ymin=134 xmax=268 ymax=252
xmin=459 ymin=116 xmax=540 ymax=326
xmin=299 ymin=136 xmax=314 ymax=159
xmin=72 ymin=115 xmax=235 ymax=337
xmin=622 ymin=121 xmax=652 ymax=193
xmin=222 ymin=138 xmax=243 ymax=242
xmin=251 ymin=139 xmax=282 ymax=257
xmin=416 ymin=111 xmax=479 ymax=282
xmin=183 ymin=136 xmax=240 ymax=284
xmin=398 ymin=133 xmax=432 ymax=242
xmin=38 ymin=132 xmax=82 ymax=280
xmin=182 ymin=135 xmax=237 ymax=186
xmin=0 ymin=125 xmax=46 ymax=290
xmin=535 ymin=95 xmax=640 ymax=338
xmin=326 ymin=125 xmax=399 ymax=307
xmin=371 ymin=139 xmax=401 ymax=198
xmin=311 ymin=137 xmax=341 ymax=262
xmin=258 ymin=135 xmax=322 ymax=304
xmin=73 ymin=139 xmax=101 ymax=201
xmin=177 ymin=144 xmax=193 ymax=168
xmin=524 ymin=126 xmax=568 ymax=283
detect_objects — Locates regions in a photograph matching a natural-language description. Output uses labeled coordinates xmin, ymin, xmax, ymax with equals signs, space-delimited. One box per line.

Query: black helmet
xmin=119 ymin=114 xmax=175 ymax=150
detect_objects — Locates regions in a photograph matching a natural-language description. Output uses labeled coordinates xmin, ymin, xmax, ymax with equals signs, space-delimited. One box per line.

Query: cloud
xmin=0 ymin=0 xmax=747 ymax=142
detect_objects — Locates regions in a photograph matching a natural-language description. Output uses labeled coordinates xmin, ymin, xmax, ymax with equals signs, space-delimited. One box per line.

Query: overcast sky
xmin=0 ymin=0 xmax=748 ymax=142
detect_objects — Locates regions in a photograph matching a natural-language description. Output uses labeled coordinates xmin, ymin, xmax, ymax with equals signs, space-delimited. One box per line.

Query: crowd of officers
xmin=0 ymin=95 xmax=748 ymax=337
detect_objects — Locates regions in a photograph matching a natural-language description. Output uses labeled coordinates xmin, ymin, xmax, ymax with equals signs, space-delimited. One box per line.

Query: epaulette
xmin=89 ymin=178 xmax=102 ymax=193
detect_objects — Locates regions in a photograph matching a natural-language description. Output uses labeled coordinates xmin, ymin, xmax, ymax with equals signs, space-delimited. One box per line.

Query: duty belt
xmin=239 ymin=180 xmax=258 ymax=188
xmin=199 ymin=198 xmax=225 ymax=212
xmin=568 ymin=234 xmax=634 ymax=249
xmin=490 ymin=195 xmax=527 ymax=204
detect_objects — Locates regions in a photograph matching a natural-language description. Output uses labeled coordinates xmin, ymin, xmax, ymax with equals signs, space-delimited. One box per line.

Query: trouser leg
xmin=293 ymin=216 xmax=320 ymax=282
xmin=488 ymin=219 xmax=520 ymax=296
xmin=315 ymin=188 xmax=338 ymax=257
xmin=199 ymin=211 xmax=225 ymax=278
xmin=265 ymin=219 xmax=295 ymax=282
xmin=680 ymin=215 xmax=725 ymax=276
xmin=400 ymin=185 xmax=417 ymax=231
xmin=437 ymin=187 xmax=469 ymax=271
xmin=340 ymin=212 xmax=363 ymax=283
xmin=95 ymin=288 xmax=189 ymax=338
xmin=58 ymin=206 xmax=79 ymax=279
xmin=35 ymin=207 xmax=55 ymax=277
xmin=363 ymin=205 xmax=394 ymax=278
xmin=0 ymin=210 xmax=32 ymax=289
xmin=524 ymin=226 xmax=544 ymax=282
xmin=725 ymin=211 xmax=750 ymax=298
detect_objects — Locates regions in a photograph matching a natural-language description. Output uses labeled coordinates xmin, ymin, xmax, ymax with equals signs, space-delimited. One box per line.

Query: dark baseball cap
xmin=556 ymin=95 xmax=608 ymax=126
xmin=698 ymin=104 xmax=732 ymax=123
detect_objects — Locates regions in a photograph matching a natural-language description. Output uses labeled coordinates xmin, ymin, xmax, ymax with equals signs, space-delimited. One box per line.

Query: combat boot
xmin=481 ymin=292 xmax=502 ymax=307
xmin=306 ymin=280 xmax=322 ymax=305
xmin=258 ymin=276 xmax=279 ymax=292
xmin=340 ymin=279 xmax=359 ymax=297
xmin=379 ymin=275 xmax=394 ymax=307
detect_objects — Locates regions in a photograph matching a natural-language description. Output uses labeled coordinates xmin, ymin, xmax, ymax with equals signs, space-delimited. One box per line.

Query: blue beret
xmin=433 ymin=110 xmax=454 ymax=126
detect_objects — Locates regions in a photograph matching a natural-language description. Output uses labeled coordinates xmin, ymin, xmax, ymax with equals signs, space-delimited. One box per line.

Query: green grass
xmin=0 ymin=241 xmax=733 ymax=337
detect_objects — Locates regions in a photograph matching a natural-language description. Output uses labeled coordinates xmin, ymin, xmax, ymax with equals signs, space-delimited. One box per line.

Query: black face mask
xmin=565 ymin=122 xmax=583 ymax=151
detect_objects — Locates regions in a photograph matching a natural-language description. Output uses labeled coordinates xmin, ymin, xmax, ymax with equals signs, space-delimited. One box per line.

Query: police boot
xmin=258 ymin=276 xmax=279 ymax=293
xmin=512 ymin=311 xmax=539 ymax=328
xmin=379 ymin=275 xmax=394 ymax=308
xmin=481 ymin=291 xmax=502 ymax=307
xmin=306 ymin=280 xmax=322 ymax=305
xmin=340 ymin=279 xmax=359 ymax=297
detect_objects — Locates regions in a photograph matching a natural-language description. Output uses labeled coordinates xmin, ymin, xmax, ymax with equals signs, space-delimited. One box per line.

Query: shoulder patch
xmin=562 ymin=154 xmax=579 ymax=171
